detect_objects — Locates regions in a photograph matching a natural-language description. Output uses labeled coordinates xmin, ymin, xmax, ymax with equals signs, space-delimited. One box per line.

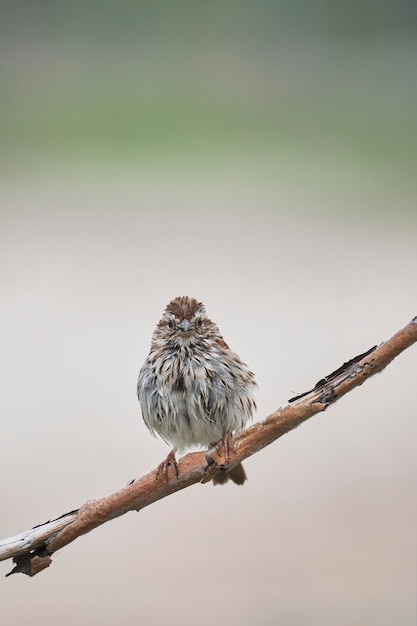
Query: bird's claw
xmin=156 ymin=448 xmax=179 ymax=482
xmin=215 ymin=433 xmax=236 ymax=465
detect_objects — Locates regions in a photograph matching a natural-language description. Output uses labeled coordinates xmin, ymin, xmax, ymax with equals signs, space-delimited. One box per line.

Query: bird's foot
xmin=156 ymin=448 xmax=178 ymax=482
xmin=203 ymin=434 xmax=246 ymax=485
xmin=215 ymin=432 xmax=236 ymax=465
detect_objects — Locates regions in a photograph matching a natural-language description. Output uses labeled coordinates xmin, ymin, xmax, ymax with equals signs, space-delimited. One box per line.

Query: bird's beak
xmin=178 ymin=319 xmax=192 ymax=332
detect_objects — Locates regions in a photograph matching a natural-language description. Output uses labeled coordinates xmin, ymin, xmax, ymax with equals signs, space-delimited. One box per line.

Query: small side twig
xmin=1 ymin=316 xmax=416 ymax=577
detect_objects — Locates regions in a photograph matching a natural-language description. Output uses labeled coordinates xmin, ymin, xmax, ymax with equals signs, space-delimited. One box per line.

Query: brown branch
xmin=1 ymin=316 xmax=416 ymax=577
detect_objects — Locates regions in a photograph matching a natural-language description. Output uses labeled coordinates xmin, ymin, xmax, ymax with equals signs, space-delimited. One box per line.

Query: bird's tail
xmin=212 ymin=462 xmax=247 ymax=485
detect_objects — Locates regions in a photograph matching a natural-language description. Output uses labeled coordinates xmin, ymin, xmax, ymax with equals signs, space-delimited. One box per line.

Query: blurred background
xmin=0 ymin=1 xmax=416 ymax=625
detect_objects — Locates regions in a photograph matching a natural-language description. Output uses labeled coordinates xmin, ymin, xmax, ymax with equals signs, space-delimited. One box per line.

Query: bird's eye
xmin=168 ymin=320 xmax=175 ymax=329
xmin=195 ymin=318 xmax=203 ymax=329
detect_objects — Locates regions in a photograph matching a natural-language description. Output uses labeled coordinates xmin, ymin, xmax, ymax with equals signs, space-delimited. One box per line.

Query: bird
xmin=137 ymin=296 xmax=257 ymax=484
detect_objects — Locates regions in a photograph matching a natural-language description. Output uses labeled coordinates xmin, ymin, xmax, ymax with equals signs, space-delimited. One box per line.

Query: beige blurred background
xmin=0 ymin=2 xmax=416 ymax=625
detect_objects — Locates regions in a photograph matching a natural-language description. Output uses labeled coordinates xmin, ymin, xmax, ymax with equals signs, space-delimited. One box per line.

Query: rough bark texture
xmin=1 ymin=316 xmax=416 ymax=577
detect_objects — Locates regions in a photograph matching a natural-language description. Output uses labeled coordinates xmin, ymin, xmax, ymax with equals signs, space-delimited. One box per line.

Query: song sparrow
xmin=137 ymin=296 xmax=257 ymax=485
